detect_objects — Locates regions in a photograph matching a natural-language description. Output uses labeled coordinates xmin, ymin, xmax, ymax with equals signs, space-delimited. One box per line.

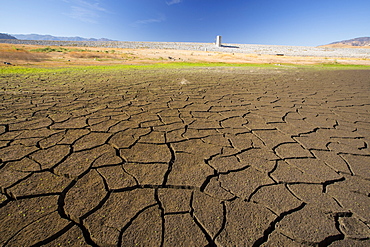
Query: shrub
xmin=31 ymin=47 xmax=67 ymax=53
xmin=30 ymin=47 xmax=87 ymax=53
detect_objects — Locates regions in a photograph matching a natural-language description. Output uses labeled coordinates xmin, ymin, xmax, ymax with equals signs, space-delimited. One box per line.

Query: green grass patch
xmin=1 ymin=62 xmax=369 ymax=75
xmin=0 ymin=62 xmax=279 ymax=75
xmin=312 ymin=63 xmax=370 ymax=70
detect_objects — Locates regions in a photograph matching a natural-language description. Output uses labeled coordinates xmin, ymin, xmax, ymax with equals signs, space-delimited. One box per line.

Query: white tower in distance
xmin=216 ymin=35 xmax=222 ymax=47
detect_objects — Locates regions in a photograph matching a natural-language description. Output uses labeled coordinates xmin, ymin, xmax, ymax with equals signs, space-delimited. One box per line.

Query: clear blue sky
xmin=1 ymin=0 xmax=369 ymax=46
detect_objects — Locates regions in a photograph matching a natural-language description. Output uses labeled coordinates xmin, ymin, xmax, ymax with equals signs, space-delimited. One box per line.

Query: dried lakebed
xmin=0 ymin=67 xmax=369 ymax=246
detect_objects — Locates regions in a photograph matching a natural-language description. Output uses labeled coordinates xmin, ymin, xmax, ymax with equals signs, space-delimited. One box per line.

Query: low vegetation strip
xmin=30 ymin=47 xmax=88 ymax=53
xmin=1 ymin=62 xmax=369 ymax=75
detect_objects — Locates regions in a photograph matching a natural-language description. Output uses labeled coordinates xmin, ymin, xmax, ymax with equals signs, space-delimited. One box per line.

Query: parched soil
xmin=0 ymin=67 xmax=370 ymax=246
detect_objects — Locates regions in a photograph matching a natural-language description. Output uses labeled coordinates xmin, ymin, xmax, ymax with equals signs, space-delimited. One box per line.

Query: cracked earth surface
xmin=0 ymin=67 xmax=369 ymax=246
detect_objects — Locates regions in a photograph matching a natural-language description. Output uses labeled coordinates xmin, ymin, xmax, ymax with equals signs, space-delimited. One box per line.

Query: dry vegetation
xmin=1 ymin=43 xmax=370 ymax=67
xmin=0 ymin=45 xmax=49 ymax=62
xmin=0 ymin=43 xmax=138 ymax=66
xmin=319 ymin=43 xmax=370 ymax=49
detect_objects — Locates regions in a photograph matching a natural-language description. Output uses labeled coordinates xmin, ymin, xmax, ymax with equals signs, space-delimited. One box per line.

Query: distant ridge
xmin=0 ymin=33 xmax=17 ymax=39
xmin=321 ymin=37 xmax=370 ymax=48
xmin=12 ymin=34 xmax=114 ymax=42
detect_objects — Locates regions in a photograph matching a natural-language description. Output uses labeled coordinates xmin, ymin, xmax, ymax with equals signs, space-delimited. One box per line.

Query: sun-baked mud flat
xmin=0 ymin=67 xmax=369 ymax=246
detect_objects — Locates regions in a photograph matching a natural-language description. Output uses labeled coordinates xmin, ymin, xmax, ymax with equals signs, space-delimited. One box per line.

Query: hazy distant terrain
xmin=12 ymin=34 xmax=114 ymax=42
xmin=321 ymin=37 xmax=370 ymax=48
xmin=0 ymin=33 xmax=17 ymax=39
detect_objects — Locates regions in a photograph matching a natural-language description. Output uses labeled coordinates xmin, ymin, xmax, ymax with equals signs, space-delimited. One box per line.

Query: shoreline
xmin=1 ymin=39 xmax=370 ymax=59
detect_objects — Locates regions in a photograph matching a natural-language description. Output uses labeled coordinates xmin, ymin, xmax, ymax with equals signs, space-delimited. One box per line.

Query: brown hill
xmin=320 ymin=37 xmax=370 ymax=48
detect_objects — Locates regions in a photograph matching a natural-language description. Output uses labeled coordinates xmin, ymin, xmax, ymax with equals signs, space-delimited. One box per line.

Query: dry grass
xmin=1 ymin=43 xmax=369 ymax=67
xmin=319 ymin=44 xmax=370 ymax=49
xmin=0 ymin=44 xmax=49 ymax=62
xmin=0 ymin=51 xmax=47 ymax=62
xmin=68 ymin=51 xmax=116 ymax=59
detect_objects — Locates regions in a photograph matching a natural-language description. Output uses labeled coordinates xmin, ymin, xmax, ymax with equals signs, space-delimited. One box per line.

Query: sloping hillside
xmin=0 ymin=33 xmax=17 ymax=39
xmin=320 ymin=37 xmax=370 ymax=48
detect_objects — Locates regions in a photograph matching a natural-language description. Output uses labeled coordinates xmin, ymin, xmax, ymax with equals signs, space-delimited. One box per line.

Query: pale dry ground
xmin=1 ymin=43 xmax=370 ymax=67
xmin=319 ymin=44 xmax=370 ymax=49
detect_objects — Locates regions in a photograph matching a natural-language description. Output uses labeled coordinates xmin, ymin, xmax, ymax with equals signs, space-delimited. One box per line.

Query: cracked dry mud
xmin=0 ymin=67 xmax=369 ymax=246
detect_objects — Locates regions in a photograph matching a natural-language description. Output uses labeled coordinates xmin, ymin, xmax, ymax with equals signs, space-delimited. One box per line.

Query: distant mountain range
xmin=0 ymin=33 xmax=17 ymax=39
xmin=0 ymin=33 xmax=114 ymax=41
xmin=321 ymin=37 xmax=370 ymax=48
xmin=1 ymin=33 xmax=369 ymax=48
